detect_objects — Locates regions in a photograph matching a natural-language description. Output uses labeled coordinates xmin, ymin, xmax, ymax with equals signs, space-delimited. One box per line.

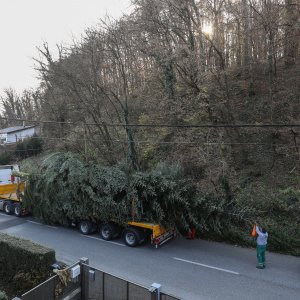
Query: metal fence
xmin=19 ymin=261 xmax=82 ymax=300
xmin=14 ymin=257 xmax=180 ymax=300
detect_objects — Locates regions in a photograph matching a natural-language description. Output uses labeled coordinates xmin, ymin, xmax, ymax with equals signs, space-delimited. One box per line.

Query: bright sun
xmin=202 ymin=24 xmax=213 ymax=36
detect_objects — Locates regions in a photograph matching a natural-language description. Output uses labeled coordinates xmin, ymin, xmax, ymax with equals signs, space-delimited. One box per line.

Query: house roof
xmin=0 ymin=126 xmax=36 ymax=134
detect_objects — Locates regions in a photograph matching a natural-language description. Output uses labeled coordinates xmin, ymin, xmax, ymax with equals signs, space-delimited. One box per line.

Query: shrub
xmin=15 ymin=134 xmax=43 ymax=159
xmin=0 ymin=291 xmax=8 ymax=300
xmin=25 ymin=134 xmax=43 ymax=157
xmin=0 ymin=152 xmax=13 ymax=165
xmin=0 ymin=233 xmax=55 ymax=294
xmin=227 ymin=184 xmax=300 ymax=255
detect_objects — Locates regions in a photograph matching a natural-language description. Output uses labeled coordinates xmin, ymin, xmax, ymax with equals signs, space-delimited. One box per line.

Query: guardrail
xmin=13 ymin=257 xmax=180 ymax=300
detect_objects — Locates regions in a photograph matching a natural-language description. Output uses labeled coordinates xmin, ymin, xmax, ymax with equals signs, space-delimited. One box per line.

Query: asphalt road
xmin=1 ymin=212 xmax=299 ymax=300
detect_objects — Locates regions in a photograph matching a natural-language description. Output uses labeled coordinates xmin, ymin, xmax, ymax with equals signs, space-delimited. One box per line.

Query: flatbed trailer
xmin=78 ymin=219 xmax=176 ymax=248
xmin=0 ymin=182 xmax=25 ymax=216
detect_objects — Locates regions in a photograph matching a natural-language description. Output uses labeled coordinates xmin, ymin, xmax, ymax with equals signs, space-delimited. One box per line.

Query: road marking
xmin=46 ymin=225 xmax=58 ymax=229
xmin=27 ymin=220 xmax=58 ymax=229
xmin=173 ymin=257 xmax=239 ymax=275
xmin=0 ymin=213 xmax=11 ymax=217
xmin=82 ymin=235 xmax=125 ymax=247
xmin=27 ymin=220 xmax=42 ymax=225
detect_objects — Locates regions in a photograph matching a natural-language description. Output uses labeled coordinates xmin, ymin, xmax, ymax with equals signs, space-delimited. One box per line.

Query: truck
xmin=0 ymin=181 xmax=25 ymax=216
xmin=0 ymin=173 xmax=176 ymax=248
xmin=0 ymin=164 xmax=20 ymax=184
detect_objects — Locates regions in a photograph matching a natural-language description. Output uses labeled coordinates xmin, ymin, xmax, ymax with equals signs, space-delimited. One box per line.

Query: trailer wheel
xmin=78 ymin=220 xmax=93 ymax=235
xmin=99 ymin=223 xmax=116 ymax=241
xmin=3 ymin=202 xmax=13 ymax=215
xmin=122 ymin=228 xmax=141 ymax=247
xmin=14 ymin=204 xmax=22 ymax=217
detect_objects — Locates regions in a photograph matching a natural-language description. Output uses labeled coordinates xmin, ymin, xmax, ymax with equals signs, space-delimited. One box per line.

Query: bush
xmin=15 ymin=134 xmax=43 ymax=159
xmin=0 ymin=291 xmax=8 ymax=300
xmin=25 ymin=134 xmax=43 ymax=157
xmin=222 ymin=184 xmax=300 ymax=255
xmin=0 ymin=152 xmax=13 ymax=165
xmin=0 ymin=233 xmax=55 ymax=294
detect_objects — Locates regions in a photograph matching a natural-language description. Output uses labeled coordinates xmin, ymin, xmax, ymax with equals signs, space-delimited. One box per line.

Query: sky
xmin=0 ymin=0 xmax=132 ymax=96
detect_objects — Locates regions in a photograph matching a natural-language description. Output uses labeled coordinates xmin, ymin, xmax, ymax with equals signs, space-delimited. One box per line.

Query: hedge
xmin=0 ymin=233 xmax=55 ymax=294
xmin=0 ymin=291 xmax=8 ymax=300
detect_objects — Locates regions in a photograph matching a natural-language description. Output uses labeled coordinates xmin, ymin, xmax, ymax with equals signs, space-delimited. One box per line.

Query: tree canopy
xmin=2 ymin=0 xmax=300 ymax=254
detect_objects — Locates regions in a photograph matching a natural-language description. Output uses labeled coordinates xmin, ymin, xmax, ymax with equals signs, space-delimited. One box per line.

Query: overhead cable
xmin=1 ymin=116 xmax=300 ymax=128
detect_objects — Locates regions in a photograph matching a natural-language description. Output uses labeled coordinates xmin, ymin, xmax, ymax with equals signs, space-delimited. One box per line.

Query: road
xmin=0 ymin=212 xmax=299 ymax=300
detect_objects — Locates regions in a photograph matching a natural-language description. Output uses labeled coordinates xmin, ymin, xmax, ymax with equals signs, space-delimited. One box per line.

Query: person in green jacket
xmin=256 ymin=224 xmax=268 ymax=269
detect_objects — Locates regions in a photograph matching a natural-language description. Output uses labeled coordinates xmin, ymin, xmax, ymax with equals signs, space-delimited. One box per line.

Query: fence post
xmin=149 ymin=282 xmax=162 ymax=300
xmin=80 ymin=257 xmax=89 ymax=300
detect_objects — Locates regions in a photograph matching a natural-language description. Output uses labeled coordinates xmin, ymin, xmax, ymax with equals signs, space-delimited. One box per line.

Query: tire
xmin=122 ymin=228 xmax=141 ymax=247
xmin=99 ymin=223 xmax=116 ymax=241
xmin=78 ymin=220 xmax=93 ymax=235
xmin=3 ymin=202 xmax=13 ymax=215
xmin=14 ymin=204 xmax=22 ymax=217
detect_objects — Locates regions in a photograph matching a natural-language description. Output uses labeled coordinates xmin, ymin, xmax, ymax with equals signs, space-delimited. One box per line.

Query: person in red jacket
xmin=187 ymin=225 xmax=196 ymax=240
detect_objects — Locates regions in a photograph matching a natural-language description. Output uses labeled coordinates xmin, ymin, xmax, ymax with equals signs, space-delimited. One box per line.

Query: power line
xmin=2 ymin=134 xmax=300 ymax=149
xmin=1 ymin=116 xmax=300 ymax=128
xmin=0 ymin=148 xmax=42 ymax=152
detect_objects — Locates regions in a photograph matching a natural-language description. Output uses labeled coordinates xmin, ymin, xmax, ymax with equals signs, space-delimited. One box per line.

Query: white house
xmin=0 ymin=126 xmax=37 ymax=144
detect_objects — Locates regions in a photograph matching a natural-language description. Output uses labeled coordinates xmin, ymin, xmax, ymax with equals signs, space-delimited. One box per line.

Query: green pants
xmin=256 ymin=245 xmax=267 ymax=267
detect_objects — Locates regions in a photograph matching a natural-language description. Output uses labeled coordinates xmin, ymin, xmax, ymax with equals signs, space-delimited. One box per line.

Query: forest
xmin=0 ymin=0 xmax=299 ymax=254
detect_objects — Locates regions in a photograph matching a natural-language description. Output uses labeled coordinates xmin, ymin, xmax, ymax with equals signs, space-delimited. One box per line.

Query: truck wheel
xmin=99 ymin=223 xmax=116 ymax=241
xmin=3 ymin=202 xmax=13 ymax=215
xmin=14 ymin=204 xmax=22 ymax=217
xmin=78 ymin=220 xmax=93 ymax=235
xmin=122 ymin=228 xmax=141 ymax=247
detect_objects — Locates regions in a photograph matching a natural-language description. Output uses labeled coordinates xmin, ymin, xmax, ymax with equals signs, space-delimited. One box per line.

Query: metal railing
xmin=13 ymin=257 xmax=180 ymax=300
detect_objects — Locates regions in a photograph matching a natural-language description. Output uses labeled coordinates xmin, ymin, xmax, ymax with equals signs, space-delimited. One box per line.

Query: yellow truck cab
xmin=0 ymin=165 xmax=25 ymax=216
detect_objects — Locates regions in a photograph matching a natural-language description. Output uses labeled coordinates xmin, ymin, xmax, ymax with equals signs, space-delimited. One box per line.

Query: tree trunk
xmin=284 ymin=0 xmax=299 ymax=66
